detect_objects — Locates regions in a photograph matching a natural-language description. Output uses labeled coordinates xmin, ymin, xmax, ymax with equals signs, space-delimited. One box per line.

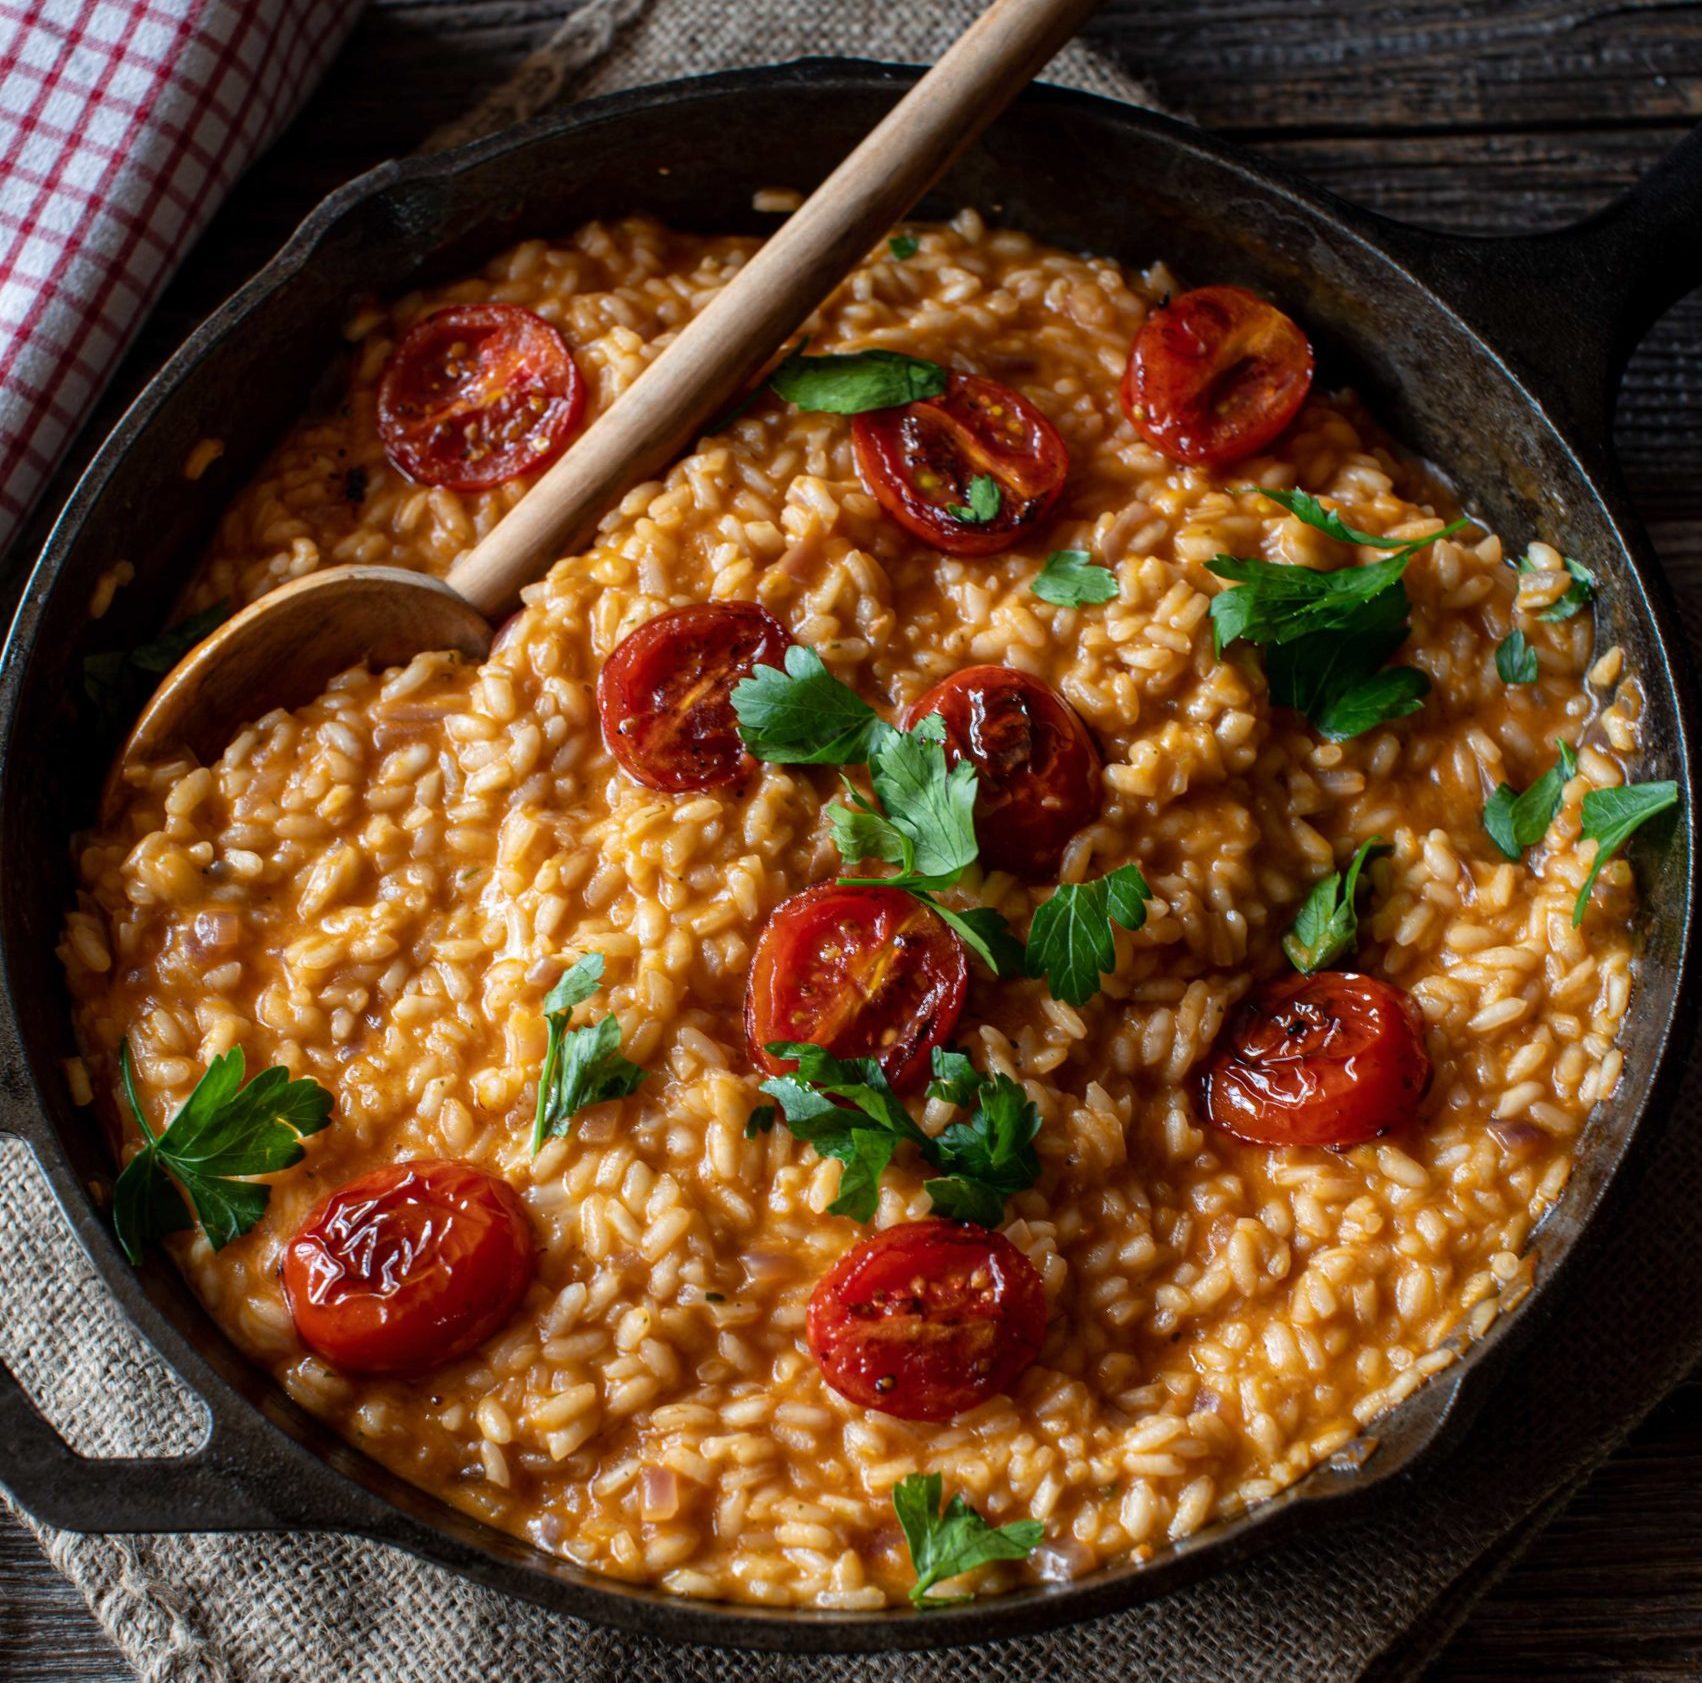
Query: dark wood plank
xmin=269 ymin=0 xmax=1702 ymax=140
xmin=5 ymin=3 xmax=1701 ymax=1680
xmin=1424 ymin=1380 xmax=1702 ymax=1682
xmin=0 ymin=1519 xmax=129 ymax=1680
xmin=1089 ymin=0 xmax=1702 ymax=137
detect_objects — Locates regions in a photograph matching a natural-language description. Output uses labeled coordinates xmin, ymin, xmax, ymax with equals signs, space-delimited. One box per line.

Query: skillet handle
xmin=0 ymin=1347 xmax=364 ymax=1534
xmin=1363 ymin=123 xmax=1702 ymax=446
xmin=0 ymin=1355 xmax=262 ymax=1531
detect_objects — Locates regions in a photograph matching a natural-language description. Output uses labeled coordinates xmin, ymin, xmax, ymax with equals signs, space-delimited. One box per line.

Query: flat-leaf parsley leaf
xmin=1257 ymin=579 xmax=1431 ymax=741
xmin=1573 ymin=778 xmax=1679 ymax=925
xmin=112 ymin=1040 xmax=333 ymax=1264
xmin=921 ymin=1050 xmax=1042 ymax=1228
xmin=1483 ymin=740 xmax=1577 ymax=862
xmin=1209 ymin=512 xmax=1437 ymax=739
xmin=749 ymin=1043 xmax=932 ymax=1222
xmin=1031 ymin=549 xmax=1118 ymax=607
xmin=1205 ymin=551 xmax=1411 ymax=658
xmin=732 ymin=645 xmax=898 ymax=765
xmin=1283 ymin=836 xmax=1389 ymax=975
xmin=751 ymin=1044 xmax=1041 ymax=1225
xmin=532 ymin=952 xmax=647 ymax=1151
xmin=830 ymin=714 xmax=978 ymax=886
xmin=1496 ymin=629 xmax=1540 ymax=685
xmin=1516 ymin=553 xmax=1596 ymax=622
xmin=1023 ymin=864 xmax=1151 ymax=1007
xmin=947 ymin=474 xmax=1001 ymax=524
xmin=893 ymin=1472 xmax=1044 ymax=1608
xmin=913 ymin=896 xmax=1026 ymax=979
xmin=768 ymin=348 xmax=946 ymax=414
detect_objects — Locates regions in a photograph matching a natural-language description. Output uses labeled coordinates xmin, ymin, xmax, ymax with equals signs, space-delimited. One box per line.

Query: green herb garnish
xmin=83 ymin=600 xmax=232 ymax=733
xmin=888 ymin=235 xmax=919 ymax=261
xmin=768 ymin=348 xmax=946 ymax=414
xmin=829 ymin=714 xmax=978 ymax=887
xmin=1253 ymin=488 xmax=1469 ymax=560
xmin=1573 ymin=778 xmax=1679 ymax=924
xmin=1496 ymin=629 xmax=1540 ymax=685
xmin=893 ymin=1473 xmax=1044 ymax=1609
xmin=532 ymin=952 xmax=647 ymax=1151
xmin=920 ymin=1052 xmax=1042 ymax=1228
xmin=1206 ymin=551 xmax=1411 ymax=658
xmin=749 ymin=1044 xmax=1040 ymax=1225
xmin=1483 ymin=741 xmax=1578 ymax=862
xmin=827 ymin=712 xmax=1026 ymax=977
xmin=111 ymin=1040 xmax=332 ymax=1265
xmin=1210 ymin=560 xmax=1430 ymax=740
xmin=1269 ymin=637 xmax=1431 ymax=740
xmin=1022 ymin=864 xmax=1151 ymax=1007
xmin=747 ymin=1042 xmax=929 ymax=1222
xmin=1516 ymin=554 xmax=1597 ymax=622
xmin=1031 ymin=549 xmax=1118 ymax=607
xmin=1210 ymin=493 xmax=1460 ymax=739
xmin=947 ymin=475 xmax=1002 ymax=524
xmin=731 ymin=645 xmax=897 ymax=765
xmin=1283 ymin=836 xmax=1389 ymax=975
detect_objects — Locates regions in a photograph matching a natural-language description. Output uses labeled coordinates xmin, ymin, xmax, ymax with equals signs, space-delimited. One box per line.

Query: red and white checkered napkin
xmin=0 ymin=0 xmax=360 ymax=557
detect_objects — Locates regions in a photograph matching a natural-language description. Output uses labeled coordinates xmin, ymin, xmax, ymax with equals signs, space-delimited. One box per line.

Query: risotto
xmin=61 ymin=210 xmax=1671 ymax=1609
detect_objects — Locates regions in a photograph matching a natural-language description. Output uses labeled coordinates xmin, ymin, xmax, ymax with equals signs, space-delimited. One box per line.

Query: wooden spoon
xmin=104 ymin=0 xmax=1103 ymax=819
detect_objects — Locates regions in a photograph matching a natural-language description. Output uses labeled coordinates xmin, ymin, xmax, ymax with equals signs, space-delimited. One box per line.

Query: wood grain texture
xmin=3 ymin=2 xmax=1698 ymax=1679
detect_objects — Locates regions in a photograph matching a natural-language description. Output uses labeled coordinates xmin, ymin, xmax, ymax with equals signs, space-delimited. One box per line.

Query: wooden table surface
xmin=3 ymin=2 xmax=1701 ymax=1678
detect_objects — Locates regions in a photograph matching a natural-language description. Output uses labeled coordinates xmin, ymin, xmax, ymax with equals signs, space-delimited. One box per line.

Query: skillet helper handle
xmin=0 ymin=1347 xmax=366 ymax=1534
xmin=443 ymin=0 xmax=1104 ymax=618
xmin=1367 ymin=123 xmax=1702 ymax=442
xmin=0 ymin=1355 xmax=253 ymax=1531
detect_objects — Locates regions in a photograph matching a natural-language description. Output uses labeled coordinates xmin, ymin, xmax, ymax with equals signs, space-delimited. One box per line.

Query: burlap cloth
xmin=4 ymin=3 xmax=1700 ymax=1678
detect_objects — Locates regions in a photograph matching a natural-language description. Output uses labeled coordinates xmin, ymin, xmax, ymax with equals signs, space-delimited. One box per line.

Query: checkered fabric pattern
xmin=0 ymin=0 xmax=359 ymax=557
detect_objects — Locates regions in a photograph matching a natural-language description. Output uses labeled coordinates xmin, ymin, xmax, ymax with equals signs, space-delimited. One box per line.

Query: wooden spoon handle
xmin=444 ymin=0 xmax=1104 ymax=618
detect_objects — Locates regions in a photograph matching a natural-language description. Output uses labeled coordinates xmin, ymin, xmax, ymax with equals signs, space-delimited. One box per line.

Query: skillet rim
xmin=0 ymin=59 xmax=1697 ymax=1654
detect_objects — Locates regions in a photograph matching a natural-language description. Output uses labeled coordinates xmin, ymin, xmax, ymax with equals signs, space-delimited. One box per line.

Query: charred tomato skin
xmin=377 ymin=303 xmax=587 ymax=490
xmin=282 ymin=1159 xmax=535 ymax=1377
xmin=806 ymin=1220 xmax=1048 ymax=1421
xmin=852 ymin=373 xmax=1069 ymax=556
xmin=744 ymin=883 xmax=968 ymax=1093
xmin=1120 ymin=285 xmax=1314 ymax=468
xmin=597 ymin=602 xmax=793 ymax=792
xmin=1201 ymin=971 xmax=1431 ymax=1149
xmin=905 ymin=664 xmax=1102 ymax=878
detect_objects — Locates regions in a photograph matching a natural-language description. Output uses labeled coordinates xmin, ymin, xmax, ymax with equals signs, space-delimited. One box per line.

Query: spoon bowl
xmin=99 ymin=567 xmax=490 ymax=821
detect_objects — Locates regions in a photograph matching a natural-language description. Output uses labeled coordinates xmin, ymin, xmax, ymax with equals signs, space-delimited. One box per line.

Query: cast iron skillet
xmin=0 ymin=62 xmax=1699 ymax=1654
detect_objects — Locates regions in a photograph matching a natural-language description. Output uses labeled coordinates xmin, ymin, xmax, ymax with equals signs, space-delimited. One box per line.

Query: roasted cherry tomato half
xmin=1201 ymin=972 xmax=1431 ymax=1149
xmin=598 ymin=602 xmax=793 ymax=792
xmin=806 ymin=1220 xmax=1048 ymax=1421
xmin=906 ymin=665 xmax=1101 ymax=878
xmin=282 ymin=1159 xmax=535 ymax=1376
xmin=745 ymin=883 xmax=968 ymax=1093
xmin=1120 ymin=285 xmax=1314 ymax=468
xmin=851 ymin=373 xmax=1068 ymax=557
xmin=377 ymin=303 xmax=587 ymax=490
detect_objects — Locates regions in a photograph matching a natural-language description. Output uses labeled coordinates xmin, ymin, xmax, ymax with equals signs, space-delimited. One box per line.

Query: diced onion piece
xmin=1031 ymin=1538 xmax=1092 ymax=1583
xmin=641 ymin=1465 xmax=679 ymax=1522
xmin=190 ymin=909 xmax=241 ymax=956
